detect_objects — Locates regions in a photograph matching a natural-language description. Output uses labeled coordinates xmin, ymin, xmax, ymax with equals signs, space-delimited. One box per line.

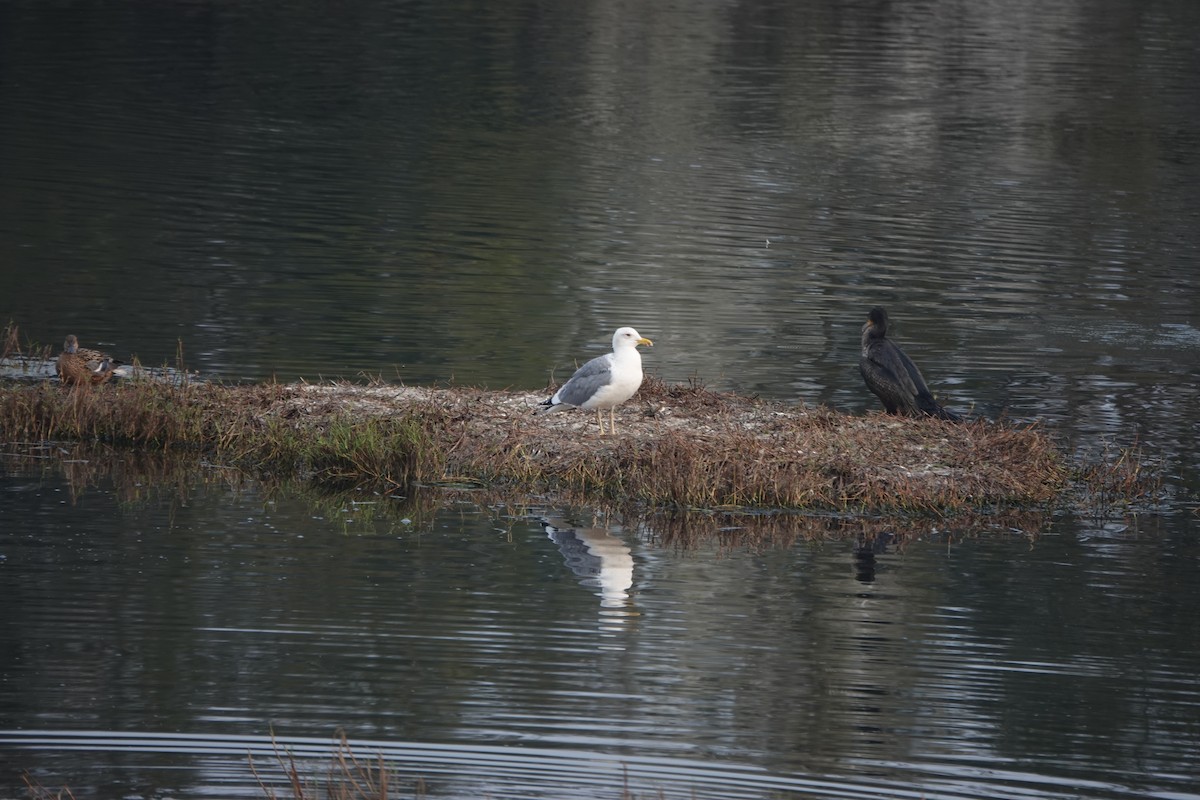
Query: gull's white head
xmin=612 ymin=326 xmax=653 ymax=351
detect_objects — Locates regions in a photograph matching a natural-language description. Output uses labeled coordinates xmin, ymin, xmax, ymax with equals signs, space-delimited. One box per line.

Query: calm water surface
xmin=1 ymin=467 xmax=1197 ymax=799
xmin=1 ymin=0 xmax=1199 ymax=796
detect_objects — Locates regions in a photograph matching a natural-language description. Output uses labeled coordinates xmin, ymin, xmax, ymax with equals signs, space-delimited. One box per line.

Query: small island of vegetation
xmin=0 ymin=351 xmax=1155 ymax=517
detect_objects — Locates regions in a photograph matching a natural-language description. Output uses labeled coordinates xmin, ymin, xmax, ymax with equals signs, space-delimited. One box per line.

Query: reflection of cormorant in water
xmin=853 ymin=532 xmax=896 ymax=583
xmin=859 ymin=307 xmax=961 ymax=422
xmin=542 ymin=518 xmax=634 ymax=609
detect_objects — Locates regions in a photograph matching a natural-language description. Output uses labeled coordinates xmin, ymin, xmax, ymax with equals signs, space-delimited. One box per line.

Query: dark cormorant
xmin=859 ymin=307 xmax=961 ymax=422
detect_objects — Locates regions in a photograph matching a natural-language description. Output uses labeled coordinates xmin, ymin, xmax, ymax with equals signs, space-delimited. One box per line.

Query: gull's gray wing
xmin=552 ymin=353 xmax=614 ymax=406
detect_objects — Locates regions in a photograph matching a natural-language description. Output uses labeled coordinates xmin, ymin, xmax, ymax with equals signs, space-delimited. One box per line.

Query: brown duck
xmin=57 ymin=334 xmax=119 ymax=386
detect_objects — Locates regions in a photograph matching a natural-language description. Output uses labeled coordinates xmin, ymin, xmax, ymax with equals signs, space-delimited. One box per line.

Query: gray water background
xmin=1 ymin=0 xmax=1198 ymax=797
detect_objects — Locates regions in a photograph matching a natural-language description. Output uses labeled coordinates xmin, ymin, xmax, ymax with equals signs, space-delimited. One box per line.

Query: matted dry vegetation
xmin=0 ymin=371 xmax=1157 ymax=514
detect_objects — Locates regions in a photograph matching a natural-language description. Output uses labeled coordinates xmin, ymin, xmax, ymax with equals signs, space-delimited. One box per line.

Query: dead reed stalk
xmin=249 ymin=731 xmax=421 ymax=800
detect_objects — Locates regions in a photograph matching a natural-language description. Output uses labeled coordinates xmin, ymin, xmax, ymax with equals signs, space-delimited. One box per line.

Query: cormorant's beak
xmin=638 ymin=337 xmax=653 ymax=347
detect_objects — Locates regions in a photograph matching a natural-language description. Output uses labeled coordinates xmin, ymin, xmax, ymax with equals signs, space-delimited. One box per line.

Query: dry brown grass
xmin=250 ymin=732 xmax=422 ymax=800
xmin=2 ymin=322 xmax=21 ymax=361
xmin=22 ymin=732 xmax=666 ymax=800
xmin=0 ymin=372 xmax=1157 ymax=514
xmin=1 ymin=322 xmax=54 ymax=370
xmin=21 ymin=774 xmax=75 ymax=800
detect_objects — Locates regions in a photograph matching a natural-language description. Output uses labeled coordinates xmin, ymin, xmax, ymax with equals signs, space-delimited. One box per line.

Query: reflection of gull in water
xmin=542 ymin=517 xmax=634 ymax=609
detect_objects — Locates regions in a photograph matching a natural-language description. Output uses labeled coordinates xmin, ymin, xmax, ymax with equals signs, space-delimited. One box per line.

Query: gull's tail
xmin=535 ymin=396 xmax=562 ymax=415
